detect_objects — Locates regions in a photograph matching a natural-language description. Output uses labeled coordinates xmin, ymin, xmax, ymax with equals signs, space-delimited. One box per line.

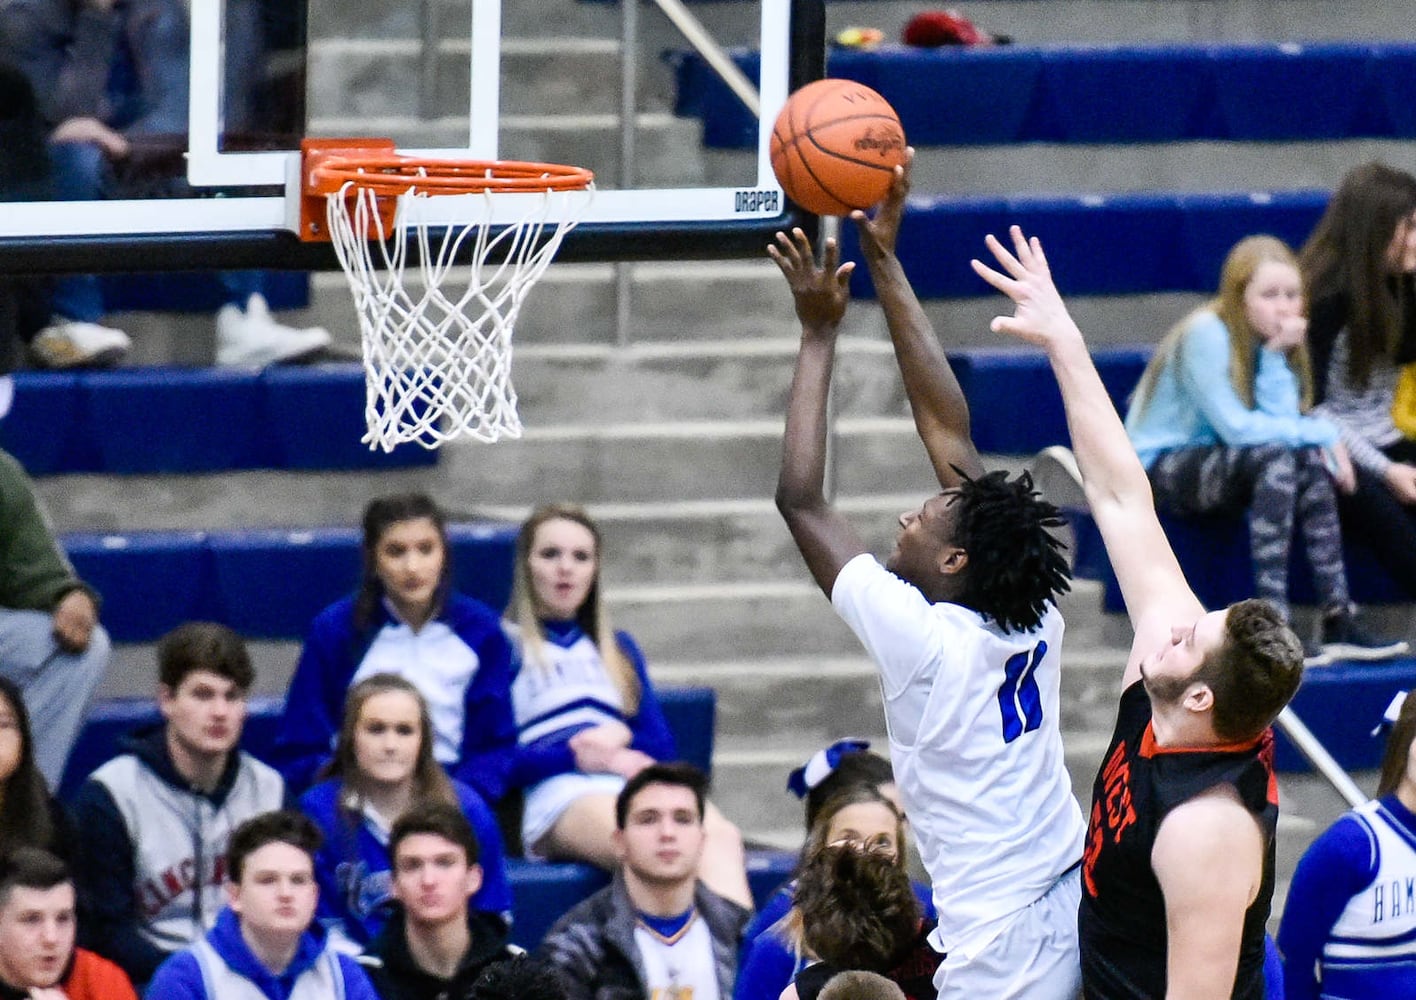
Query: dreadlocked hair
xmin=954 ymin=469 xmax=1071 ymax=633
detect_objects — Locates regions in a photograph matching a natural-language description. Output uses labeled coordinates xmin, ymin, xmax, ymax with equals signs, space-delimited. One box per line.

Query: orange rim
xmin=310 ymin=155 xmax=594 ymax=197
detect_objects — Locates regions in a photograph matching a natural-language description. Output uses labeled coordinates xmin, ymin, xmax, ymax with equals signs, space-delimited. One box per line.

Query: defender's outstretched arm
xmin=772 ymin=229 xmax=869 ymax=598
xmin=853 ymin=148 xmax=984 ymax=487
xmin=972 ymin=227 xmax=1201 ymax=679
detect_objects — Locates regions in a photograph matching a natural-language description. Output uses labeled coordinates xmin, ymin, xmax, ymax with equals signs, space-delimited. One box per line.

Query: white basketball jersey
xmin=832 ymin=554 xmax=1086 ymax=958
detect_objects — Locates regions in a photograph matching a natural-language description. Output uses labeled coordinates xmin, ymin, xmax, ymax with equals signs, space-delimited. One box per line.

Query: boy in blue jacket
xmin=146 ymin=810 xmax=378 ymax=1000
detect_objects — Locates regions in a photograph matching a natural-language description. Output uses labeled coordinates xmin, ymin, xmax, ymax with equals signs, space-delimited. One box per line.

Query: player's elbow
xmin=775 ymin=483 xmax=815 ymax=519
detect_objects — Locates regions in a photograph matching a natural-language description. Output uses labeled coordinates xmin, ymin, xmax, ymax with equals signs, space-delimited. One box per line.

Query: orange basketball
xmin=770 ymin=78 xmax=907 ymax=217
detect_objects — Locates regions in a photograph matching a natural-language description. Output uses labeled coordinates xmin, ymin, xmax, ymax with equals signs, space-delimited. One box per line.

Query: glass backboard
xmin=0 ymin=0 xmax=821 ymax=272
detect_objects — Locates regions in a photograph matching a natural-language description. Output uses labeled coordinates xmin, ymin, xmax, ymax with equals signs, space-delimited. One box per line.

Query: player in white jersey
xmin=771 ymin=151 xmax=1086 ymax=1000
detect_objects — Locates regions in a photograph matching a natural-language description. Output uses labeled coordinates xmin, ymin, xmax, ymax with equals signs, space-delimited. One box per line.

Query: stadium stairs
xmin=32 ymin=0 xmax=1416 ymax=934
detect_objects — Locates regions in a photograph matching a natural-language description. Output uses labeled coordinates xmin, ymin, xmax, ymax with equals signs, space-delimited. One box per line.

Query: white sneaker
xmin=30 ymin=321 xmax=131 ymax=369
xmin=216 ymin=293 xmax=331 ymax=368
xmin=1030 ymin=445 xmax=1088 ymax=510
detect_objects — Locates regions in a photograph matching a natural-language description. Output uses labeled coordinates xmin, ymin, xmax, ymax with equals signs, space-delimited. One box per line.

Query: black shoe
xmin=1320 ymin=613 xmax=1410 ymax=663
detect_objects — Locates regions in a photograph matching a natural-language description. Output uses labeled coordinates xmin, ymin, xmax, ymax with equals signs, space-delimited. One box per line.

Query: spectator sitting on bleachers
xmin=69 ymin=621 xmax=284 ymax=988
xmin=1124 ymin=234 xmax=1406 ymax=665
xmin=794 ymin=740 xmax=901 ymax=830
xmin=505 ymin=504 xmax=749 ymax=908
xmin=300 ymin=673 xmax=510 ymax=952
xmin=1277 ymin=690 xmax=1416 ymax=998
xmin=145 ymin=810 xmax=379 ymax=999
xmin=0 ymin=675 xmax=75 ymax=862
xmin=358 ymin=801 xmax=517 ymax=999
xmin=0 ymin=0 xmax=331 ymax=368
xmin=737 ymin=785 xmax=927 ymax=1000
xmin=0 ymin=445 xmax=109 ymax=789
xmin=537 ymin=763 xmax=752 ymax=1000
xmin=1301 ymin=163 xmax=1416 ymax=599
xmin=0 ymin=847 xmax=137 ymax=999
xmin=273 ymin=493 xmax=516 ymax=804
xmin=741 ymin=742 xmax=926 ymax=962
xmin=785 ymin=845 xmax=941 ymax=1000
xmin=0 ymin=62 xmax=54 ymax=382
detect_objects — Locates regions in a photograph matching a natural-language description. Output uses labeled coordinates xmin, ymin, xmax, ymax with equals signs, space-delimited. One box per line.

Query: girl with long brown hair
xmin=274 ymin=493 xmax=516 ymax=803
xmin=298 ymin=673 xmax=510 ymax=951
xmin=1126 ymin=234 xmax=1403 ymax=662
xmin=1301 ymin=162 xmax=1416 ymax=597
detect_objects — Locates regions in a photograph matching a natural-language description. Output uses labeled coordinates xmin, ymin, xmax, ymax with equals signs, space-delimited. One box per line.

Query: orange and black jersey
xmin=1078 ymin=682 xmax=1278 ymax=1000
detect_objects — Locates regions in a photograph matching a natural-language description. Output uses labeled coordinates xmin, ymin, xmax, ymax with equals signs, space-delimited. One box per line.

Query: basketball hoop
xmin=301 ymin=139 xmax=595 ymax=450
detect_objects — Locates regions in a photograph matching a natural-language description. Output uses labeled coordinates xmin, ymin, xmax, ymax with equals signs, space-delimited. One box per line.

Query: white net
xmin=325 ymin=179 xmax=591 ymax=450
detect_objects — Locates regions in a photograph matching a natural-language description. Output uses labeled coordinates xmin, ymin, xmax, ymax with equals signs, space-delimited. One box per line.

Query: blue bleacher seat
xmin=1370 ymin=46 xmax=1416 ymax=137
xmin=82 ymin=368 xmax=275 ymax=473
xmin=62 ymin=523 xmax=518 ymax=643
xmin=1177 ymin=190 xmax=1329 ymax=291
xmin=843 ymin=190 xmax=1328 ymax=301
xmin=1068 ymin=508 xmax=1410 ymax=615
xmin=1206 ymin=43 xmax=1372 ymax=141
xmin=262 ymin=365 xmax=434 ymax=471
xmin=1276 ymin=660 xmax=1416 ymax=771
xmin=208 ymin=528 xmax=365 ymax=639
xmin=66 ymin=531 xmax=218 ymax=642
xmin=0 ymin=365 xmax=436 ymax=477
xmin=0 ymin=372 xmax=93 ymax=474
xmin=951 ymin=347 xmax=1149 ymax=454
xmin=1037 ymin=45 xmax=1210 ymax=143
xmin=658 ymin=686 xmax=716 ymax=777
xmin=674 ymin=42 xmax=1416 ymax=150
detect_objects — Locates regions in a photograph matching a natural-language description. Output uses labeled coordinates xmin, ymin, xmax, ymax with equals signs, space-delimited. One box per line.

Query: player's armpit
xmin=1151 ymin=786 xmax=1265 ymax=1000
xmin=778 ymin=503 xmax=868 ymax=598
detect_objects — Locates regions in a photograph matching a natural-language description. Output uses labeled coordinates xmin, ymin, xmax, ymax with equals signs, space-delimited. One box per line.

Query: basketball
xmin=770 ymin=78 xmax=907 ymax=217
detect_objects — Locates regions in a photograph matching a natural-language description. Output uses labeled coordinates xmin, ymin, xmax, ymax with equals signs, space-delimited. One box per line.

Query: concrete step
xmin=308 ymin=38 xmax=659 ymax=120
xmin=35 ymin=418 xmax=943 ymax=514
xmin=307 ymin=0 xmax=1416 ymax=47
xmin=307 ymin=111 xmax=704 ymax=187
xmin=505 ymin=339 xmax=912 ymax=425
xmin=609 ymin=580 xmax=863 ymax=660
xmin=113 ymin=255 xmax=1193 ymax=365
xmin=308 ymin=0 xmax=619 ymax=44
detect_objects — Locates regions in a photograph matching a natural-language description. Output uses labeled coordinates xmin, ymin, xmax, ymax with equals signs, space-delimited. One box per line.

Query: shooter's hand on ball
xmin=851 ymin=145 xmax=914 ymax=259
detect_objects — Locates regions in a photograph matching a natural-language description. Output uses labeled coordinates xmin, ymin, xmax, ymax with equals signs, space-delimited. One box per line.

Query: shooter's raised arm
xmin=772 ymin=229 xmax=868 ymax=597
xmin=971 ymin=227 xmax=1202 ymax=674
xmin=852 ymin=149 xmax=984 ymax=488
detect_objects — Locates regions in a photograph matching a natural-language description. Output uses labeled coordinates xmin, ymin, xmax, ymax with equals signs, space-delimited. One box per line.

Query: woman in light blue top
xmin=1123 ymin=235 xmax=1389 ymax=663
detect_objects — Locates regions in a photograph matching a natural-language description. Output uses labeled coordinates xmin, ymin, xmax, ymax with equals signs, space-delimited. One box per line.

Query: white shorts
xmin=934 ymin=865 xmax=1082 ymax=1000
xmin=521 ymin=772 xmax=627 ymax=855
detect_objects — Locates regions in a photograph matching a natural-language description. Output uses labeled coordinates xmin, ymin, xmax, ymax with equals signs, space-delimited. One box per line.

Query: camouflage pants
xmin=1148 ymin=443 xmax=1348 ymax=620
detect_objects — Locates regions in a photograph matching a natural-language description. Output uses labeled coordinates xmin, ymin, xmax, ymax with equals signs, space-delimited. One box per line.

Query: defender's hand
xmin=970 ymin=226 xmax=1083 ymax=350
